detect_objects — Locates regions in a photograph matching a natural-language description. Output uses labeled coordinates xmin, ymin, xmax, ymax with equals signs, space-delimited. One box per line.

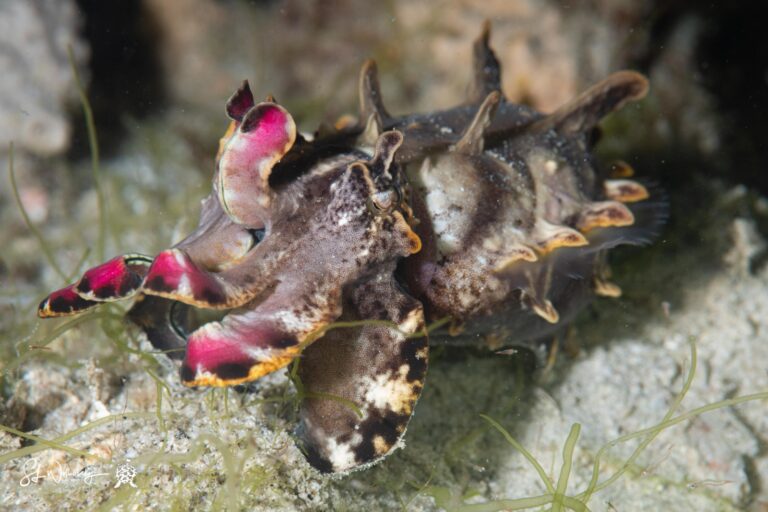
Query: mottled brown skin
xmin=298 ymin=271 xmax=426 ymax=472
xmin=36 ymin=23 xmax=660 ymax=474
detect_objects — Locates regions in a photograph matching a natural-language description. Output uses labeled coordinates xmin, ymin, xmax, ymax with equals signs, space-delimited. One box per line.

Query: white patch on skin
xmin=397 ymin=308 xmax=423 ymax=334
xmin=435 ymin=234 xmax=459 ymax=254
xmin=194 ymin=321 xmax=233 ymax=342
xmin=424 ymin=188 xmax=449 ymax=214
xmin=273 ymin=309 xmax=313 ymax=332
xmin=195 ymin=322 xmax=217 ymax=336
xmin=451 ymin=272 xmax=503 ymax=311
xmin=545 ymin=159 xmax=558 ymax=174
xmin=173 ymin=250 xmax=189 ymax=268
xmin=325 ymin=434 xmax=361 ymax=471
xmin=426 ymin=185 xmax=458 ymax=251
xmin=177 ymin=274 xmax=192 ymax=298
xmin=195 ymin=364 xmax=210 ymax=379
xmin=361 ymin=365 xmax=416 ymax=415
xmin=244 ymin=345 xmax=272 ymax=361
xmin=419 ymin=156 xmax=478 ymax=255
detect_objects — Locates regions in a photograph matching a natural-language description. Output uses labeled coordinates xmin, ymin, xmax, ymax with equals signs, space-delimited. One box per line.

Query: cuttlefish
xmin=38 ymin=23 xmax=661 ymax=473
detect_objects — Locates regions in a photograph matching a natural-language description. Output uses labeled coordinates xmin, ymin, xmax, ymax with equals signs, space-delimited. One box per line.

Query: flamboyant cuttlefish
xmin=37 ymin=24 xmax=661 ymax=473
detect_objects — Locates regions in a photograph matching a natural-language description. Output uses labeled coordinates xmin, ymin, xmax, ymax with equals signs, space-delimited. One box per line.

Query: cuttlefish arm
xmin=37 ymin=254 xmax=154 ymax=317
xmin=179 ymin=275 xmax=343 ymax=387
xmin=35 ymin=97 xmax=286 ymax=326
xmin=36 ymin=255 xmax=191 ymax=361
xmin=35 ymin=199 xmax=259 ymax=316
xmin=296 ymin=271 xmax=427 ymax=473
xmin=140 ymin=246 xmax=267 ymax=310
xmin=217 ymin=102 xmax=297 ymax=227
xmin=34 ymin=202 xmax=258 ymax=359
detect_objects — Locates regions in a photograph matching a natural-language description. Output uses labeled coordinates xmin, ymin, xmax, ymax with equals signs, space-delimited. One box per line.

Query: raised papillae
xmin=38 ymin=23 xmax=661 ymax=473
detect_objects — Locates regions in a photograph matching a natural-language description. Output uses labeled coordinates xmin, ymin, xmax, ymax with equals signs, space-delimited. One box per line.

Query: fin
xmin=603 ymin=179 xmax=649 ymax=203
xmin=576 ymin=201 xmax=635 ymax=231
xmin=217 ymin=102 xmax=297 ymax=226
xmin=180 ymin=280 xmax=342 ymax=387
xmin=74 ymin=254 xmax=153 ymax=301
xmin=296 ymin=274 xmax=426 ymax=473
xmin=529 ymin=71 xmax=649 ymax=135
xmin=127 ymin=295 xmax=189 ymax=360
xmin=454 ymin=90 xmax=502 ymax=154
xmin=571 ymin=184 xmax=668 ymax=253
xmin=534 ymin=220 xmax=589 ymax=254
xmin=358 ymin=60 xmax=391 ymax=123
xmin=467 ymin=20 xmax=503 ymax=104
xmin=225 ymin=80 xmax=255 ymax=121
xmin=38 ymin=285 xmax=100 ymax=318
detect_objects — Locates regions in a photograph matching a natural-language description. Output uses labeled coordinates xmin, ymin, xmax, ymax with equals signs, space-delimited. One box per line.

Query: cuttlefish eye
xmin=247 ymin=228 xmax=266 ymax=245
xmin=367 ymin=189 xmax=400 ymax=214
